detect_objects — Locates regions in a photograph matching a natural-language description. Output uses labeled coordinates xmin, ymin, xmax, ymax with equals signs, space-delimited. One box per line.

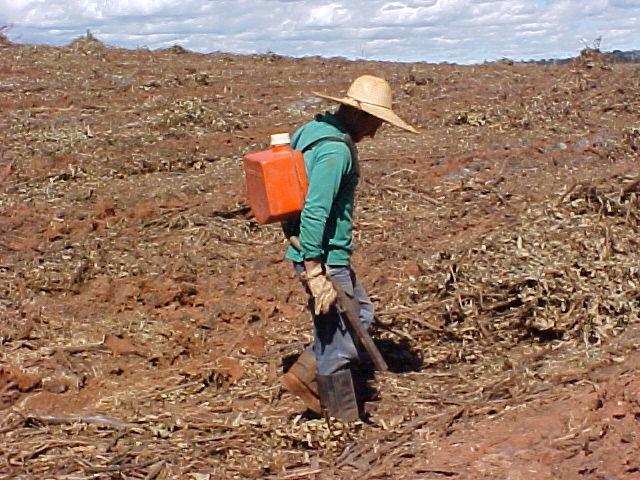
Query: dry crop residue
xmin=1 ymin=36 xmax=639 ymax=479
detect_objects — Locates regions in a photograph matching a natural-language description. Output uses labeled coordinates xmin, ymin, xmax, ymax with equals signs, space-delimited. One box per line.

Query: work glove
xmin=304 ymin=264 xmax=337 ymax=315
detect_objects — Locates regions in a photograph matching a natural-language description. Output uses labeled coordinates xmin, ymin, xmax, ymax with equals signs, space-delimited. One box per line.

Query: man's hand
xmin=304 ymin=263 xmax=337 ymax=315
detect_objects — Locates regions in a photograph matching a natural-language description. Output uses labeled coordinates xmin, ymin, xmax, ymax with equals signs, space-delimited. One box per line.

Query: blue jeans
xmin=294 ymin=263 xmax=374 ymax=375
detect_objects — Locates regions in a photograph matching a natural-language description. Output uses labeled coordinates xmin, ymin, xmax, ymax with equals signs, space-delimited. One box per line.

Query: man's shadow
xmin=374 ymin=337 xmax=423 ymax=373
xmin=352 ymin=337 xmax=422 ymax=415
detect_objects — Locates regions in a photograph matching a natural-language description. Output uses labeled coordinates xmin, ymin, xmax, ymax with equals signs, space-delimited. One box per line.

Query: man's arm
xmin=298 ymin=142 xmax=350 ymax=266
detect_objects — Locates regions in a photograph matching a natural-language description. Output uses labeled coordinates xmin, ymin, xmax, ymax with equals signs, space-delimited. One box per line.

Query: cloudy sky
xmin=1 ymin=0 xmax=639 ymax=64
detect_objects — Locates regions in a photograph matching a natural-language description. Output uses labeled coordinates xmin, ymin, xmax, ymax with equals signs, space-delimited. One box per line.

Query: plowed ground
xmin=1 ymin=37 xmax=639 ymax=479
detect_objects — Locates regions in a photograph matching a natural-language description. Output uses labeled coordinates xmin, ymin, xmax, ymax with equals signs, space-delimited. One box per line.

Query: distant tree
xmin=576 ymin=36 xmax=608 ymax=69
xmin=580 ymin=35 xmax=603 ymax=52
xmin=0 ymin=24 xmax=13 ymax=44
xmin=593 ymin=36 xmax=602 ymax=50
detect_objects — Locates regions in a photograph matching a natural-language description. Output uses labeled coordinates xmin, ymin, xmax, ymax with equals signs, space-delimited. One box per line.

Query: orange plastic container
xmin=243 ymin=133 xmax=308 ymax=224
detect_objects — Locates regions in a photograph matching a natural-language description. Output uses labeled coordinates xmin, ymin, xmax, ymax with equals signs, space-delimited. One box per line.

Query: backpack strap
xmin=300 ymin=135 xmax=358 ymax=174
xmin=300 ymin=135 xmax=347 ymax=153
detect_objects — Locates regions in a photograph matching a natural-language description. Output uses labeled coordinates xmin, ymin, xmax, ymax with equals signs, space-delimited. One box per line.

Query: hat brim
xmin=313 ymin=92 xmax=418 ymax=134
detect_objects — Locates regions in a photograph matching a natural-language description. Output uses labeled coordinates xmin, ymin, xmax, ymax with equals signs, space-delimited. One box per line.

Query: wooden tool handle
xmin=330 ymin=277 xmax=389 ymax=372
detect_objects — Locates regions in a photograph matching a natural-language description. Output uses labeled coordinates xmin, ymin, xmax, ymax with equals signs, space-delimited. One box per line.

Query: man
xmin=280 ymin=74 xmax=417 ymax=421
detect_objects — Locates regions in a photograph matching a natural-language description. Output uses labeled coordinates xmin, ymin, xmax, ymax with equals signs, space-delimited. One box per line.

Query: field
xmin=1 ymin=33 xmax=640 ymax=479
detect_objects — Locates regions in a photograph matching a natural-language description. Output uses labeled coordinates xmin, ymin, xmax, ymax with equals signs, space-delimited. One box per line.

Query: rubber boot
xmin=317 ymin=369 xmax=359 ymax=422
xmin=280 ymin=348 xmax=321 ymax=414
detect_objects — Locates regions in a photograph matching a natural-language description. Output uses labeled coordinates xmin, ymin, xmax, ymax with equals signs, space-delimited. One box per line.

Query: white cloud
xmin=0 ymin=0 xmax=639 ymax=63
xmin=306 ymin=3 xmax=351 ymax=26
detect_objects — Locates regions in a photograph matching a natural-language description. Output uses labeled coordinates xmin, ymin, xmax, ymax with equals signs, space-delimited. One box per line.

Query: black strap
xmin=300 ymin=135 xmax=347 ymax=153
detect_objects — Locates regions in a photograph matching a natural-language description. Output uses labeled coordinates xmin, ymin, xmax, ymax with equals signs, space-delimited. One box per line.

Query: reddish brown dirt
xmin=1 ymin=37 xmax=639 ymax=479
xmin=399 ymin=344 xmax=640 ymax=479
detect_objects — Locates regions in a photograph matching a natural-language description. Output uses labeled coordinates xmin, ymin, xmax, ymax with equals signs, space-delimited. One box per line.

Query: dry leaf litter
xmin=1 ymin=34 xmax=639 ymax=479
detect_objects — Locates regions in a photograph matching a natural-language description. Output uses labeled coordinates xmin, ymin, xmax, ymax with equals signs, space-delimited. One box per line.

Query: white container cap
xmin=270 ymin=133 xmax=290 ymax=146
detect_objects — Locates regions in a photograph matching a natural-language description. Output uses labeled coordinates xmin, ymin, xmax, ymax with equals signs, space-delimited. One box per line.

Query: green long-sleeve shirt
xmin=284 ymin=113 xmax=359 ymax=266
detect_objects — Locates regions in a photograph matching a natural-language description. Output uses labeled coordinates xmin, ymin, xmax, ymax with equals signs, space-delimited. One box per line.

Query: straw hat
xmin=313 ymin=75 xmax=418 ymax=133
